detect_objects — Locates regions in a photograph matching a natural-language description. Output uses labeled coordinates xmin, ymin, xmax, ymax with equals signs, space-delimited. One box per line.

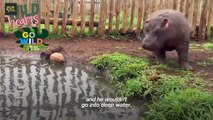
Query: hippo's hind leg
xmin=176 ymin=44 xmax=193 ymax=71
xmin=153 ymin=51 xmax=166 ymax=64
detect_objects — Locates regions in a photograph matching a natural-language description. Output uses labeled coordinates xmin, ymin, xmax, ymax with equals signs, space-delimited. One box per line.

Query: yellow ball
xmin=50 ymin=52 xmax=65 ymax=63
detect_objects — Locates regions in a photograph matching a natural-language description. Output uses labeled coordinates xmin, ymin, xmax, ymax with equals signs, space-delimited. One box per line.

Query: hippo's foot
xmin=180 ymin=62 xmax=193 ymax=71
xmin=153 ymin=51 xmax=166 ymax=64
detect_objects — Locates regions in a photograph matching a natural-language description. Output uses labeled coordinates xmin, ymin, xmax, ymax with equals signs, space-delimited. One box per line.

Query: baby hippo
xmin=142 ymin=9 xmax=193 ymax=70
xmin=40 ymin=46 xmax=65 ymax=63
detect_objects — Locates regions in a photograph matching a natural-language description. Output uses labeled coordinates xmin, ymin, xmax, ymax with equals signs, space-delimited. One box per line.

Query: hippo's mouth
xmin=141 ymin=43 xmax=158 ymax=51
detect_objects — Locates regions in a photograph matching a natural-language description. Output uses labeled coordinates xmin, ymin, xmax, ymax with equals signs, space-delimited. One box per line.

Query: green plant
xmin=91 ymin=53 xmax=206 ymax=98
xmin=197 ymin=57 xmax=213 ymax=66
xmin=105 ymin=31 xmax=124 ymax=40
xmin=111 ymin=58 xmax=149 ymax=81
xmin=47 ymin=33 xmax=66 ymax=39
xmin=202 ymin=43 xmax=213 ymax=50
xmin=91 ymin=53 xmax=132 ymax=70
xmin=145 ymin=89 xmax=213 ymax=120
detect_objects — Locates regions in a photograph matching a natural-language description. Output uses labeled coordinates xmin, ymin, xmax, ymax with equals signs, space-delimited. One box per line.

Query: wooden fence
xmin=0 ymin=0 xmax=213 ymax=41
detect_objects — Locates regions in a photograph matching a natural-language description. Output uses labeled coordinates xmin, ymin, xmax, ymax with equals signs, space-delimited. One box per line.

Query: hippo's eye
xmin=154 ymin=29 xmax=162 ymax=35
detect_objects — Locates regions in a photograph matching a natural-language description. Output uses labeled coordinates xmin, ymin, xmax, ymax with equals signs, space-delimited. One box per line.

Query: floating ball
xmin=50 ymin=52 xmax=65 ymax=63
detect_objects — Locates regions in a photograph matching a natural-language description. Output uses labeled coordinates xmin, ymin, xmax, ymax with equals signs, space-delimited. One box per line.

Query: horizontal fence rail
xmin=0 ymin=0 xmax=213 ymax=41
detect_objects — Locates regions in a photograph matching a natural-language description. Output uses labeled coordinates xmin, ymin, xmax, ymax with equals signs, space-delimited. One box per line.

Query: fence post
xmin=180 ymin=0 xmax=186 ymax=13
xmin=173 ymin=0 xmax=178 ymax=10
xmin=144 ymin=0 xmax=149 ymax=21
xmin=191 ymin=0 xmax=200 ymax=36
xmin=198 ymin=0 xmax=208 ymax=41
xmin=27 ymin=0 xmax=32 ymax=28
xmin=18 ymin=0 xmax=23 ymax=30
xmin=89 ymin=0 xmax=95 ymax=32
xmin=8 ymin=0 xmax=14 ymax=31
xmin=80 ymin=0 xmax=86 ymax=34
xmin=62 ymin=0 xmax=69 ymax=34
xmin=207 ymin=0 xmax=213 ymax=37
xmin=0 ymin=0 xmax=4 ymax=32
xmin=115 ymin=0 xmax=120 ymax=32
xmin=71 ymin=0 xmax=78 ymax=36
xmin=108 ymin=0 xmax=115 ymax=33
xmin=136 ymin=0 xmax=143 ymax=37
xmin=129 ymin=0 xmax=135 ymax=31
xmin=98 ymin=0 xmax=107 ymax=36
xmin=121 ymin=0 xmax=129 ymax=33
xmin=45 ymin=0 xmax=51 ymax=31
xmin=37 ymin=0 xmax=41 ymax=33
xmin=185 ymin=0 xmax=193 ymax=26
xmin=53 ymin=0 xmax=60 ymax=34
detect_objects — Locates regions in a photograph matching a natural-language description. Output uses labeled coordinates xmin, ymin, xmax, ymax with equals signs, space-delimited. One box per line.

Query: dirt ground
xmin=1 ymin=35 xmax=213 ymax=82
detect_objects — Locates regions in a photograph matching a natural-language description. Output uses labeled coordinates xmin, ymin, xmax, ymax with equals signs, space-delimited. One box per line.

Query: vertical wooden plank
xmin=136 ymin=0 xmax=143 ymax=37
xmin=129 ymin=0 xmax=135 ymax=31
xmin=37 ymin=0 xmax=41 ymax=33
xmin=207 ymin=0 xmax=213 ymax=36
xmin=162 ymin=0 xmax=166 ymax=9
xmin=9 ymin=0 xmax=14 ymax=31
xmin=149 ymin=0 xmax=153 ymax=13
xmin=0 ymin=0 xmax=4 ymax=32
xmin=173 ymin=0 xmax=178 ymax=10
xmin=115 ymin=0 xmax=120 ymax=32
xmin=180 ymin=0 xmax=185 ymax=13
xmin=108 ymin=0 xmax=114 ymax=32
xmin=89 ymin=0 xmax=95 ymax=32
xmin=122 ymin=0 xmax=129 ymax=33
xmin=71 ymin=0 xmax=78 ymax=36
xmin=98 ymin=0 xmax=107 ymax=36
xmin=185 ymin=0 xmax=192 ymax=23
xmin=198 ymin=0 xmax=208 ymax=41
xmin=27 ymin=0 xmax=32 ymax=27
xmin=53 ymin=0 xmax=60 ymax=34
xmin=165 ymin=0 xmax=170 ymax=8
xmin=18 ymin=0 xmax=23 ymax=30
xmin=168 ymin=0 xmax=173 ymax=9
xmin=45 ymin=0 xmax=51 ymax=31
xmin=80 ymin=0 xmax=86 ymax=34
xmin=192 ymin=0 xmax=200 ymax=36
xmin=62 ymin=0 xmax=69 ymax=34
xmin=152 ymin=0 xmax=157 ymax=12
xmin=144 ymin=0 xmax=149 ymax=21
xmin=188 ymin=0 xmax=194 ymax=29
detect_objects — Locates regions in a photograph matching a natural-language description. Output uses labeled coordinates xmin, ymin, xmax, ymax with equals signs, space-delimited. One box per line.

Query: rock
xmin=50 ymin=52 xmax=65 ymax=63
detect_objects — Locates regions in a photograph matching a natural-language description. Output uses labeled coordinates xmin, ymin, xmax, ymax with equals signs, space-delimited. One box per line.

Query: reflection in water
xmin=0 ymin=56 xmax=141 ymax=120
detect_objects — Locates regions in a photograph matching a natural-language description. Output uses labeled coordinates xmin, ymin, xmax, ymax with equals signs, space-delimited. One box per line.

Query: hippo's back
xmin=148 ymin=9 xmax=190 ymax=37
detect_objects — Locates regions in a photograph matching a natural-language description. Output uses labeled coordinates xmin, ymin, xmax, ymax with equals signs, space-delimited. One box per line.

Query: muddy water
xmin=0 ymin=56 xmax=143 ymax=120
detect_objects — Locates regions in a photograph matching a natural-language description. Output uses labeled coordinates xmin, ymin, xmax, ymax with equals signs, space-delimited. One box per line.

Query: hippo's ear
xmin=161 ymin=19 xmax=169 ymax=28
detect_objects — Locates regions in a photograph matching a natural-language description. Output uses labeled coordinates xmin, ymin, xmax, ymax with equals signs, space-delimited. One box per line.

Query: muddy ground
xmin=0 ymin=35 xmax=213 ymax=83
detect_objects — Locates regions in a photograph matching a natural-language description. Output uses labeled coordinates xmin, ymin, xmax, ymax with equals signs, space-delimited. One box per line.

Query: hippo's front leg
xmin=153 ymin=51 xmax=166 ymax=64
xmin=176 ymin=46 xmax=193 ymax=71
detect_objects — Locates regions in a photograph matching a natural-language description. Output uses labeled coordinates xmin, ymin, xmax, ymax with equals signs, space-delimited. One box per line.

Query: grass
xmin=189 ymin=42 xmax=213 ymax=52
xmin=145 ymin=89 xmax=213 ymax=120
xmin=202 ymin=43 xmax=213 ymax=50
xmin=91 ymin=53 xmax=206 ymax=98
xmin=91 ymin=53 xmax=211 ymax=120
xmin=197 ymin=57 xmax=213 ymax=67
